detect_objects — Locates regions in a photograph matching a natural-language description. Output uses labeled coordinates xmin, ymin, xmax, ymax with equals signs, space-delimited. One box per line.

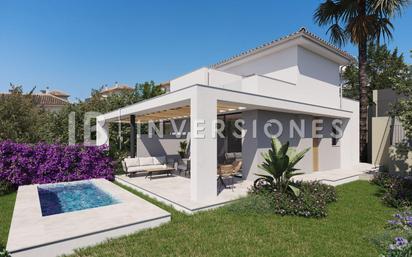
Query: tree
xmin=391 ymin=50 xmax=412 ymax=139
xmin=342 ymin=43 xmax=410 ymax=100
xmin=314 ymin=0 xmax=410 ymax=161
xmin=136 ymin=81 xmax=164 ymax=100
xmin=43 ymin=81 xmax=165 ymax=161
xmin=0 ymin=84 xmax=43 ymax=143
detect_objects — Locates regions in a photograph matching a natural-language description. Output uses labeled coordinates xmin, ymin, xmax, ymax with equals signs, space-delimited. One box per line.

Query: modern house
xmin=96 ymin=28 xmax=361 ymax=207
xmin=371 ymin=88 xmax=411 ymax=173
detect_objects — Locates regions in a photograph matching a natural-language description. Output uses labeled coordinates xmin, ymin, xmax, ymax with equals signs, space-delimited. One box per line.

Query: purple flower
xmin=394 ymin=237 xmax=408 ymax=247
xmin=0 ymin=141 xmax=114 ymax=186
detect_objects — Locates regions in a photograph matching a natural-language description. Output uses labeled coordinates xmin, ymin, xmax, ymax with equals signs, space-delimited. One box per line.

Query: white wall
xmin=170 ymin=68 xmax=243 ymax=92
xmin=340 ymin=98 xmax=360 ymax=168
xmin=169 ymin=45 xmax=342 ymax=109
xmin=218 ymin=46 xmax=299 ymax=84
xmin=242 ymin=110 xmax=343 ymax=181
xmin=297 ymin=47 xmax=340 ymax=88
xmin=170 ymin=68 xmax=209 ymax=92
xmin=214 ymin=45 xmax=341 ymax=109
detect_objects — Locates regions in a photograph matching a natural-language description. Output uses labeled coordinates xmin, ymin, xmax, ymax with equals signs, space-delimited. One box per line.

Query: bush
xmin=371 ymin=172 xmax=412 ymax=208
xmin=0 ymin=140 xmax=114 ymax=187
xmin=372 ymin=210 xmax=412 ymax=257
xmin=0 ymin=180 xmax=15 ymax=195
xmin=227 ymin=181 xmax=337 ymax=218
xmin=0 ymin=247 xmax=10 ymax=257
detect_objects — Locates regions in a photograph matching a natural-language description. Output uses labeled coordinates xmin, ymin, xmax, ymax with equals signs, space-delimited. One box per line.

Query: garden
xmin=0 ymin=137 xmax=411 ymax=257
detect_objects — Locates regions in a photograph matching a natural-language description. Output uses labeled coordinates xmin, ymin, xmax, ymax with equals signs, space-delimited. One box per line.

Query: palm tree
xmin=314 ymin=0 xmax=410 ymax=162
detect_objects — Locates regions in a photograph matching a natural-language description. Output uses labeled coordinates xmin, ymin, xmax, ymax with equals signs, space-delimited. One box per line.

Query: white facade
xmin=97 ymin=28 xmax=359 ymax=202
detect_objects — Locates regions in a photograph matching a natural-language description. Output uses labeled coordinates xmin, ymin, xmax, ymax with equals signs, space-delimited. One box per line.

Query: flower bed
xmin=371 ymin=172 xmax=412 ymax=208
xmin=0 ymin=141 xmax=114 ymax=188
xmin=373 ymin=210 xmax=412 ymax=257
xmin=228 ymin=181 xmax=337 ymax=218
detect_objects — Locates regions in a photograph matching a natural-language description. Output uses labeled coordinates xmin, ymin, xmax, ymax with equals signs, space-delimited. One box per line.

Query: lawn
xmin=0 ymin=181 xmax=394 ymax=257
xmin=0 ymin=192 xmax=16 ymax=249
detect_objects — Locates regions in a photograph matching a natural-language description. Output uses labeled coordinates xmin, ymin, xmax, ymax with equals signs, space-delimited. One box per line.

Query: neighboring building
xmin=371 ymin=88 xmax=411 ymax=173
xmin=97 ymin=28 xmax=361 ymax=202
xmin=100 ymin=83 xmax=134 ymax=97
xmin=0 ymin=89 xmax=70 ymax=112
xmin=159 ymin=81 xmax=171 ymax=93
xmin=47 ymin=90 xmax=70 ymax=101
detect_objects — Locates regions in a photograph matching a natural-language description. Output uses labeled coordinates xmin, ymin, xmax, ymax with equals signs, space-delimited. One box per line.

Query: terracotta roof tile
xmin=211 ymin=27 xmax=355 ymax=68
xmin=0 ymin=93 xmax=69 ymax=106
xmin=32 ymin=94 xmax=69 ymax=106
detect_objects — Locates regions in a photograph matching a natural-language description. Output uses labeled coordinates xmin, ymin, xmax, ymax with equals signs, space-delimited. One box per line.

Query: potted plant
xmin=178 ymin=140 xmax=188 ymax=158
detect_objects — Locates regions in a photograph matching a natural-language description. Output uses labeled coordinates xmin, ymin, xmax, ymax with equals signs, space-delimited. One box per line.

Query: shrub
xmin=371 ymin=172 xmax=412 ymax=208
xmin=0 ymin=180 xmax=15 ymax=195
xmin=254 ymin=137 xmax=309 ymax=197
xmin=372 ymin=210 xmax=412 ymax=257
xmin=0 ymin=140 xmax=114 ymax=187
xmin=228 ymin=181 xmax=337 ymax=218
xmin=0 ymin=247 xmax=10 ymax=257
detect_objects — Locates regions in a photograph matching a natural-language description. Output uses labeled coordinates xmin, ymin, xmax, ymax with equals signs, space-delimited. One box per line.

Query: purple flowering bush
xmin=0 ymin=140 xmax=114 ymax=188
xmin=386 ymin=236 xmax=412 ymax=257
xmin=373 ymin=211 xmax=412 ymax=257
xmin=388 ymin=211 xmax=412 ymax=231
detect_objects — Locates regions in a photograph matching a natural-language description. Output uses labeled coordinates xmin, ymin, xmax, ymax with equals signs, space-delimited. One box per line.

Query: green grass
xmin=0 ymin=192 xmax=16 ymax=248
xmin=0 ymin=181 xmax=394 ymax=257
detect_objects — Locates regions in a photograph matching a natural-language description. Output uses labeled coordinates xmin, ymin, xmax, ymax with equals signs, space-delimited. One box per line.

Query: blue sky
xmin=0 ymin=0 xmax=411 ymax=101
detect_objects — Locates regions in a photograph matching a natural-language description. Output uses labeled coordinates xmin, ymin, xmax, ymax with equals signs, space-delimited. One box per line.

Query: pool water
xmin=38 ymin=181 xmax=119 ymax=216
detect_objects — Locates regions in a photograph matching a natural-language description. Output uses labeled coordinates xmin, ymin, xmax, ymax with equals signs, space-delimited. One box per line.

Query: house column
xmin=190 ymin=87 xmax=217 ymax=202
xmin=241 ymin=110 xmax=260 ymax=181
xmin=96 ymin=119 xmax=109 ymax=146
xmin=130 ymin=115 xmax=137 ymax=158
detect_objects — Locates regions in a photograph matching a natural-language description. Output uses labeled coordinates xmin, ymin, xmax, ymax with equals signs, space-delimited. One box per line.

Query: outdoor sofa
xmin=122 ymin=156 xmax=176 ymax=179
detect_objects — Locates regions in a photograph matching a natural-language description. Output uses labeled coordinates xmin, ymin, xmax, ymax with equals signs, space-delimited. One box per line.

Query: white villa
xmin=96 ymin=28 xmax=362 ymax=211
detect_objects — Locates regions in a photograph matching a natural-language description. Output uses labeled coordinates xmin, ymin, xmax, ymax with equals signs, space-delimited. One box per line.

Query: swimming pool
xmin=38 ymin=181 xmax=119 ymax=216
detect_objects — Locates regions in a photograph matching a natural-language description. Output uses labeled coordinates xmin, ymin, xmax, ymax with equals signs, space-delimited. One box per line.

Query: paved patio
xmin=116 ymin=174 xmax=252 ymax=214
xmin=294 ymin=163 xmax=377 ymax=186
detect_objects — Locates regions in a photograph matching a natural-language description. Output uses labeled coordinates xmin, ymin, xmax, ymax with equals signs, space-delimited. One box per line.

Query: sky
xmin=0 ymin=0 xmax=411 ymax=101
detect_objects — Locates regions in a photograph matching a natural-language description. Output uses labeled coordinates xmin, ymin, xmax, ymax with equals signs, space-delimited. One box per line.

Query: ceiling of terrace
xmin=115 ymin=101 xmax=246 ymax=123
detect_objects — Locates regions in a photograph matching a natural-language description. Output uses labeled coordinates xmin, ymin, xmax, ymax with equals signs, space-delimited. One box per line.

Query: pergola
xmin=96 ymin=84 xmax=354 ymax=202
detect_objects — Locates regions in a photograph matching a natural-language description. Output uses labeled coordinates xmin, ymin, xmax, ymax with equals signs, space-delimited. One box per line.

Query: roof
xmin=101 ymin=84 xmax=134 ymax=94
xmin=0 ymin=93 xmax=69 ymax=106
xmin=32 ymin=94 xmax=69 ymax=106
xmin=48 ymin=90 xmax=70 ymax=97
xmin=211 ymin=27 xmax=355 ymax=68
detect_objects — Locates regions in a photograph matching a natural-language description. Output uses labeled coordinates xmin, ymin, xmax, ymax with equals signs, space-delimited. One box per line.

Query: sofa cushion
xmin=139 ymin=157 xmax=154 ymax=166
xmin=124 ymin=158 xmax=140 ymax=167
xmin=127 ymin=166 xmax=147 ymax=173
xmin=153 ymin=156 xmax=166 ymax=165
xmin=146 ymin=164 xmax=167 ymax=170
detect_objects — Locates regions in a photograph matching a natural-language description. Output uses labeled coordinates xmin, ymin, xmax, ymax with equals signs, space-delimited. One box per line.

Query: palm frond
xmin=326 ymin=23 xmax=348 ymax=46
xmin=373 ymin=0 xmax=410 ymax=16
xmin=288 ymin=147 xmax=310 ymax=170
xmin=375 ymin=17 xmax=394 ymax=43
xmin=314 ymin=0 xmax=341 ymax=25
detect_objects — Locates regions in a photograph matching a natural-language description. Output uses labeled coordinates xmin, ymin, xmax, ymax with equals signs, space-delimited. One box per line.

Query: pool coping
xmin=6 ymin=179 xmax=171 ymax=257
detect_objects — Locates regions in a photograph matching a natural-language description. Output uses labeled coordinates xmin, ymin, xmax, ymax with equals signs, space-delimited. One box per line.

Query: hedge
xmin=0 ymin=140 xmax=114 ymax=186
